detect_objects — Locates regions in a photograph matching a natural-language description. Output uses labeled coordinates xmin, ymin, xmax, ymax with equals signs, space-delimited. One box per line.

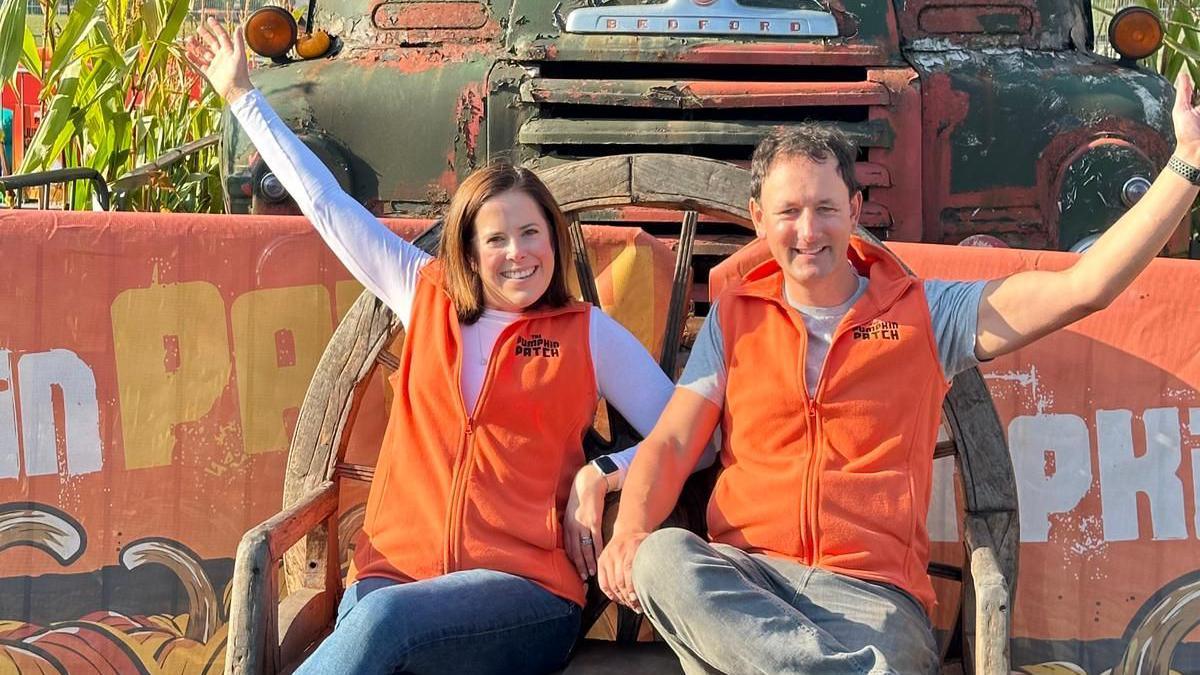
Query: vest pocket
xmin=818 ymin=469 xmax=911 ymax=568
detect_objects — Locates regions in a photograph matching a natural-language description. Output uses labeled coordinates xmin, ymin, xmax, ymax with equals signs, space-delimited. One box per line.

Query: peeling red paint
xmin=919 ymin=66 xmax=1176 ymax=251
xmin=921 ymin=77 xmax=1061 ymax=245
xmin=434 ymin=168 xmax=458 ymax=197
xmin=525 ymin=79 xmax=891 ymax=109
xmin=939 ymin=205 xmax=1047 ymax=248
xmin=922 ymin=71 xmax=979 ymax=242
xmin=855 ymin=162 xmax=890 ymax=189
xmin=867 ymin=67 xmax=923 ymax=242
xmin=917 ymin=6 xmax=1032 ymax=34
xmin=521 ymin=41 xmax=893 ymax=67
xmin=373 ymin=1 xmax=489 ymax=30
xmin=231 ymin=0 xmax=1177 ymax=261
xmin=858 ymin=202 xmax=892 ymax=230
xmin=453 ymin=83 xmax=486 ymax=164
xmin=897 ymin=0 xmax=1047 ymax=47
xmin=685 ymin=43 xmax=889 ymax=66
xmin=342 ymin=42 xmax=494 ymax=75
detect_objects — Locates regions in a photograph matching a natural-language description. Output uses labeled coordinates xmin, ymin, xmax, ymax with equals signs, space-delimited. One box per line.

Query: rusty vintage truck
xmin=221 ymin=0 xmax=1184 ymax=266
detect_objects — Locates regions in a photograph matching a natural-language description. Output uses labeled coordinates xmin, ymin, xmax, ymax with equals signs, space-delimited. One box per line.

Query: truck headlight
xmin=1121 ymin=175 xmax=1151 ymax=207
xmin=259 ymin=172 xmax=288 ymax=202
xmin=245 ymin=7 xmax=298 ymax=60
xmin=1108 ymin=7 xmax=1164 ymax=62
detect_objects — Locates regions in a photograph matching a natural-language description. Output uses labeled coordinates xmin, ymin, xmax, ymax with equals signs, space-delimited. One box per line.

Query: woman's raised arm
xmin=185 ymin=19 xmax=431 ymax=326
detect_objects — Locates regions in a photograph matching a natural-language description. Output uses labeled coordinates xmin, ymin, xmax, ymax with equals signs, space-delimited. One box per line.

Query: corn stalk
xmin=0 ymin=0 xmax=242 ymax=212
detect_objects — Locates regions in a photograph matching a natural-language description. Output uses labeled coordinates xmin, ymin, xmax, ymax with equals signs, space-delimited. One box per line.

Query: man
xmin=595 ymin=72 xmax=1200 ymax=674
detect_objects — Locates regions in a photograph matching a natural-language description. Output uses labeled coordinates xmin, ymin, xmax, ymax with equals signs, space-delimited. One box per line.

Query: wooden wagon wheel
xmin=273 ymin=154 xmax=1017 ymax=674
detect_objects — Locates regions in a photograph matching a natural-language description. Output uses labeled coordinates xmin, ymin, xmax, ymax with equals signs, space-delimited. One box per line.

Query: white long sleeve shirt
xmin=230 ymin=89 xmax=713 ymax=486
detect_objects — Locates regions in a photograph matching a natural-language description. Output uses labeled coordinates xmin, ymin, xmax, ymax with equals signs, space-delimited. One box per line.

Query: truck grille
xmin=506 ymin=60 xmax=922 ymax=312
xmin=514 ymin=61 xmax=901 ymax=238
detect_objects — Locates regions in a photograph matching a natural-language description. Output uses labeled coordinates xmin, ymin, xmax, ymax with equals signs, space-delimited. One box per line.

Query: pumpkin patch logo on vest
xmin=515 ymin=334 xmax=561 ymax=358
xmin=852 ymin=320 xmax=901 ymax=341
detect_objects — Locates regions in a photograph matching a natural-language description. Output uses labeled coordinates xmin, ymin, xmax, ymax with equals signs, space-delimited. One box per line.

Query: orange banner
xmin=0 ymin=211 xmax=1196 ymax=673
xmin=897 ymin=242 xmax=1200 ymax=673
xmin=0 ymin=210 xmax=678 ymax=674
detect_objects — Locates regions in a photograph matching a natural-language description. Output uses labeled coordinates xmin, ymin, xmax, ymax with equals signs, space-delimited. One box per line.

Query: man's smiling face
xmin=750 ymin=154 xmax=862 ymax=306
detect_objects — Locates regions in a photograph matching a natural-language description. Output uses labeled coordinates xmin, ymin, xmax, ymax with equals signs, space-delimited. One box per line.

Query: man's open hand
xmin=597 ymin=530 xmax=649 ymax=612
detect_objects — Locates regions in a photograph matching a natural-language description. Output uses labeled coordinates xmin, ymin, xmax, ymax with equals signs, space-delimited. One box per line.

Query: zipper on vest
xmin=444 ymin=320 xmax=520 ymax=574
xmin=787 ymin=303 xmax=819 ymax=567
xmin=801 ymin=302 xmax=894 ymax=567
xmin=445 ymin=426 xmax=472 ymax=573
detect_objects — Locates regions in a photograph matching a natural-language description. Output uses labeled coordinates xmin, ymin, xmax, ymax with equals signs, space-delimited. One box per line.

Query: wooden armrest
xmin=963 ymin=513 xmax=1015 ymax=675
xmin=261 ymin=481 xmax=339 ymax=559
xmin=226 ymin=481 xmax=338 ymax=675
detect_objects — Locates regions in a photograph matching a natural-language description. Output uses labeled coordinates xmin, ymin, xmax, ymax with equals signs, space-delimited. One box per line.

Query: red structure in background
xmin=2 ymin=68 xmax=43 ymax=173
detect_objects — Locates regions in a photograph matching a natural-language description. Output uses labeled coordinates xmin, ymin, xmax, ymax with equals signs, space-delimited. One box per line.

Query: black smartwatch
xmin=1169 ymin=155 xmax=1200 ymax=185
xmin=590 ymin=455 xmax=620 ymax=492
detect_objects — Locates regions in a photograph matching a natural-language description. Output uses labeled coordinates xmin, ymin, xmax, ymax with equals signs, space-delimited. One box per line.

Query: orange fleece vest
xmin=350 ymin=261 xmax=595 ymax=606
xmin=708 ymin=236 xmax=948 ymax=614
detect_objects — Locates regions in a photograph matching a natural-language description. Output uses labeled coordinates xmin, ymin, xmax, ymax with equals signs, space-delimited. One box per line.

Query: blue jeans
xmin=297 ymin=570 xmax=581 ymax=675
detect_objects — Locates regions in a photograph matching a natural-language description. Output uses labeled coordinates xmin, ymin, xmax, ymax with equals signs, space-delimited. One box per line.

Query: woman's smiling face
xmin=471 ymin=189 xmax=556 ymax=312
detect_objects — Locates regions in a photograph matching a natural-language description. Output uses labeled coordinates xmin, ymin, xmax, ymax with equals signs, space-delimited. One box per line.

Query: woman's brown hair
xmin=438 ymin=161 xmax=575 ymax=324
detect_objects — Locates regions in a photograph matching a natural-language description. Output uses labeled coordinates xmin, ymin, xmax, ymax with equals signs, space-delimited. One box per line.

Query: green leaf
xmin=1178 ymin=25 xmax=1200 ymax=84
xmin=1163 ymin=33 xmax=1200 ymax=65
xmin=142 ymin=0 xmax=160 ymax=38
xmin=89 ymin=126 xmax=115 ymax=178
xmin=75 ymin=51 xmax=131 ymax=109
xmin=46 ymin=0 xmax=103 ymax=83
xmin=19 ymin=24 xmax=40 ymax=80
xmin=19 ymin=67 xmax=83 ymax=172
xmin=136 ymin=0 xmax=189 ymax=92
xmin=0 ymin=0 xmax=28 ymax=85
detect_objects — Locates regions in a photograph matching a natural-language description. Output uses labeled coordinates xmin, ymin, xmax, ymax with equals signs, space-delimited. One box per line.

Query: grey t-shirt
xmin=680 ymin=276 xmax=988 ymax=403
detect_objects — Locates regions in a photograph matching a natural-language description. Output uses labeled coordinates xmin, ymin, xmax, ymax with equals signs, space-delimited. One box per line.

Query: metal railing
xmin=0 ymin=168 xmax=111 ymax=210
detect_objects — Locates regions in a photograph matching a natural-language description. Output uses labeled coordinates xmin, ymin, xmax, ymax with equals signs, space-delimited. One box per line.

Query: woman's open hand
xmin=184 ymin=18 xmax=253 ymax=103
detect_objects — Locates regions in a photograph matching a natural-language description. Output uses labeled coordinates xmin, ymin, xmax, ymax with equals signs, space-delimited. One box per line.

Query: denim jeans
xmin=632 ymin=528 xmax=939 ymax=675
xmin=297 ymin=569 xmax=581 ymax=675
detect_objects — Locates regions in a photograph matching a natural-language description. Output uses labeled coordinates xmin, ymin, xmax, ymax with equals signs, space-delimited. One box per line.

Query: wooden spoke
xmin=375 ymin=349 xmax=400 ymax=371
xmin=567 ymin=215 xmax=603 ymax=307
xmin=333 ymin=463 xmax=375 ymax=483
xmin=934 ymin=419 xmax=956 ymax=458
xmin=659 ymin=210 xmax=697 ymax=376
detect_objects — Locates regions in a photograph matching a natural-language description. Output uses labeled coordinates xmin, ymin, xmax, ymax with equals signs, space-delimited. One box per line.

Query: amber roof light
xmin=1108 ymin=6 xmax=1164 ymax=62
xmin=245 ymin=7 xmax=297 ymax=59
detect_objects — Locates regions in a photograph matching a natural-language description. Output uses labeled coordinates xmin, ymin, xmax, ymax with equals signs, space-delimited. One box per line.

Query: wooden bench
xmin=223 ymin=155 xmax=1018 ymax=675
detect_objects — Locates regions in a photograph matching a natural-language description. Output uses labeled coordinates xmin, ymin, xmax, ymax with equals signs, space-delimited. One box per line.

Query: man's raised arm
xmin=975 ymin=71 xmax=1200 ymax=361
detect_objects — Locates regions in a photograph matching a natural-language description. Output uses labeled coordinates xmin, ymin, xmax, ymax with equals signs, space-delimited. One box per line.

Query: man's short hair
xmin=749 ymin=123 xmax=860 ymax=200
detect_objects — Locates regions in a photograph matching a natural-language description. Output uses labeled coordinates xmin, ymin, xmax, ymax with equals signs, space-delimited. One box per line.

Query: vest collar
xmin=420 ymin=258 xmax=591 ymax=320
xmin=730 ymin=236 xmax=915 ymax=320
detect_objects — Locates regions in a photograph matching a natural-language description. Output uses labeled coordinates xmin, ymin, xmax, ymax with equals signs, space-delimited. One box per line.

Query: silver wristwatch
xmin=590 ymin=455 xmax=620 ymax=493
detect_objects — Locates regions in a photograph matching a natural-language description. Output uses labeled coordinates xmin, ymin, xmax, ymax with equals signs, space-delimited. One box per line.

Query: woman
xmin=185 ymin=19 xmax=711 ymax=675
